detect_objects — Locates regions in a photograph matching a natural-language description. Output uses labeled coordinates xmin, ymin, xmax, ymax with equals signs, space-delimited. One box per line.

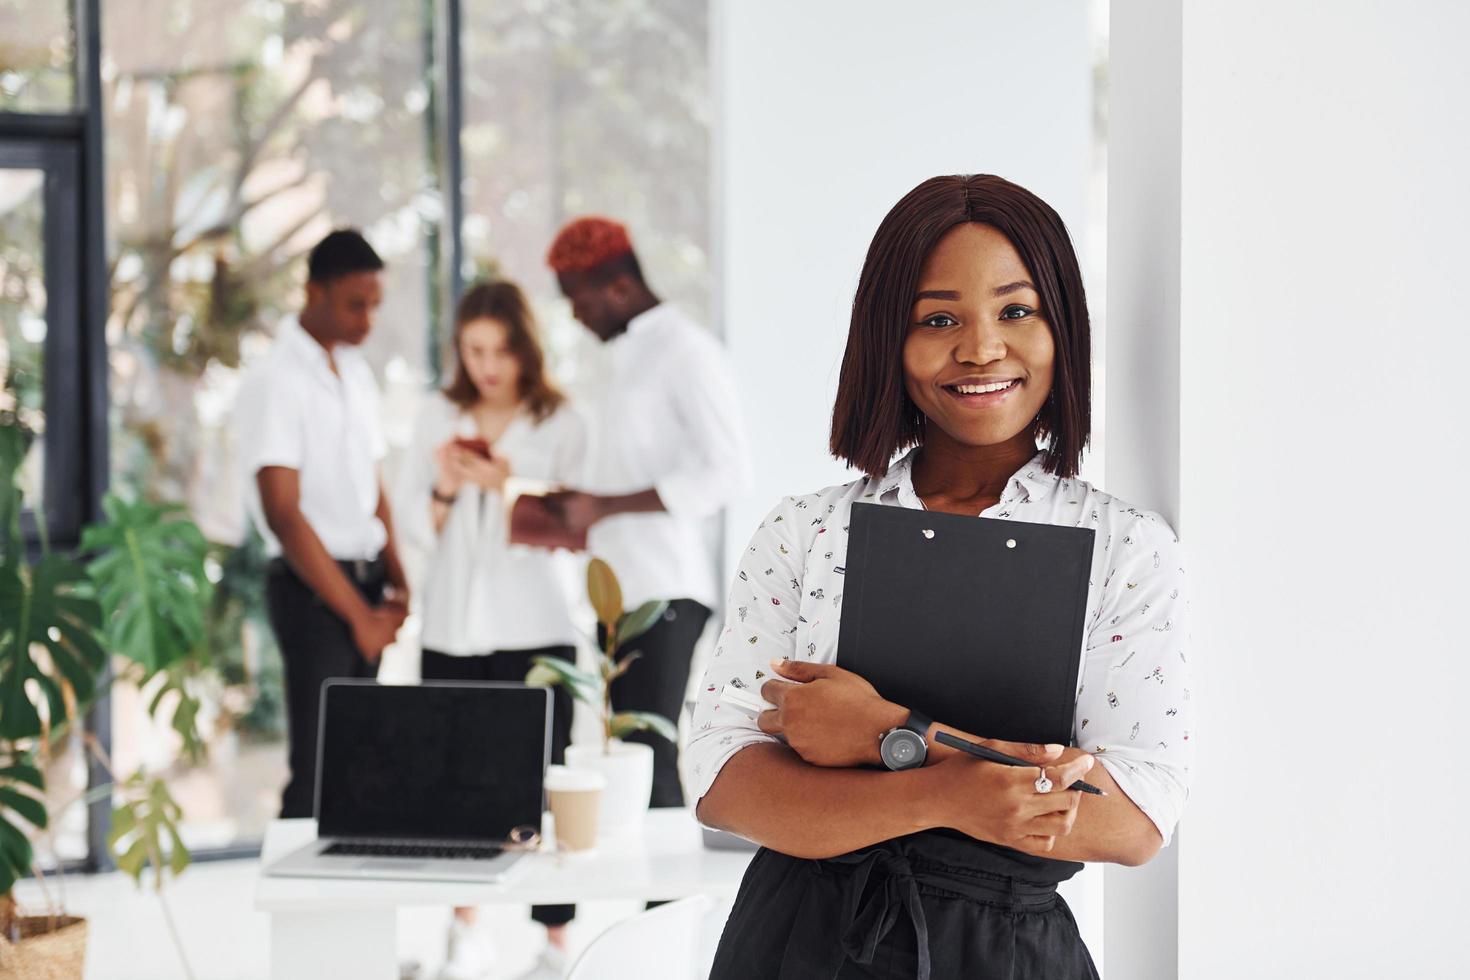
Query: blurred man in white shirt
xmin=236 ymin=229 xmax=409 ymax=818
xmin=544 ymin=216 xmax=751 ymax=811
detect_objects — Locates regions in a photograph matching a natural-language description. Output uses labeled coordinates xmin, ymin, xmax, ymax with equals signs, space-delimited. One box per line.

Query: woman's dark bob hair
xmin=444 ymin=279 xmax=565 ymax=422
xmin=829 ymin=174 xmax=1091 ymax=479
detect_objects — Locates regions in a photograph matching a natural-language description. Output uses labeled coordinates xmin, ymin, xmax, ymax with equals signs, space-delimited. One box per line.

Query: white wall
xmin=714 ymin=0 xmax=1104 ymax=960
xmin=714 ymin=0 xmax=1094 ymax=556
xmin=1109 ymin=2 xmax=1470 ymax=976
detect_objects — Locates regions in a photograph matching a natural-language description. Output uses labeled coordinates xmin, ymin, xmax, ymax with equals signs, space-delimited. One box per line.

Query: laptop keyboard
xmin=322 ymin=841 xmax=505 ymax=861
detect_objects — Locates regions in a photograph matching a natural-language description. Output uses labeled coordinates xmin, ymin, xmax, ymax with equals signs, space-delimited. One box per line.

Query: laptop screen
xmin=315 ymin=681 xmax=551 ymax=842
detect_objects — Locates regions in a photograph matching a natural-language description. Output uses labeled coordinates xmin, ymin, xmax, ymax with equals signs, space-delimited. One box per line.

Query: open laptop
xmin=265 ymin=679 xmax=551 ymax=882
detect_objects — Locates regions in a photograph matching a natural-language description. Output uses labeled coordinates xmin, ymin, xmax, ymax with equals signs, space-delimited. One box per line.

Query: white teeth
xmin=952 ymin=380 xmax=1016 ymax=395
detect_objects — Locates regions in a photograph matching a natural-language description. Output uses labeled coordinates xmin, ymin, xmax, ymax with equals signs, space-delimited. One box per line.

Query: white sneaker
xmin=511 ymin=944 xmax=569 ymax=980
xmin=438 ymin=916 xmax=497 ymax=980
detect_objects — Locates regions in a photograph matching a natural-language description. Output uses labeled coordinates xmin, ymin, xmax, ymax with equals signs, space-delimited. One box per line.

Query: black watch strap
xmin=902 ymin=709 xmax=931 ymax=740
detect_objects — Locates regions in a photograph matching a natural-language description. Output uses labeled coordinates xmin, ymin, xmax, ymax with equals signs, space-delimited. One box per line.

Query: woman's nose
xmin=953 ymin=321 xmax=1006 ymax=364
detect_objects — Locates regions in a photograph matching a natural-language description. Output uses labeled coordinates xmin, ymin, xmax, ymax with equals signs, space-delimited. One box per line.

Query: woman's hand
xmin=433 ymin=441 xmax=469 ymax=498
xmin=757 ymin=660 xmax=908 ymax=768
xmin=922 ymin=745 xmax=1096 ymax=853
xmin=455 ymin=450 xmax=511 ymax=492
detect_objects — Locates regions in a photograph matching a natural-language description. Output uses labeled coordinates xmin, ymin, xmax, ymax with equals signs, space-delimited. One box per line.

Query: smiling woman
xmin=691 ymin=174 xmax=1192 ymax=980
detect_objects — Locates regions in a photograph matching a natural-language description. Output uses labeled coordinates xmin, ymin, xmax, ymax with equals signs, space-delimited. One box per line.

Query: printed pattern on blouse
xmin=685 ymin=449 xmax=1194 ymax=845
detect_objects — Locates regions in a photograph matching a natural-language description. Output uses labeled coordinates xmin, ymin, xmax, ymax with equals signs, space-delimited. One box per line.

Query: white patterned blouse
xmin=686 ymin=448 xmax=1194 ymax=846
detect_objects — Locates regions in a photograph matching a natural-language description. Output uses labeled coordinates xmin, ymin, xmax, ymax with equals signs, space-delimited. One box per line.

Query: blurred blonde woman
xmin=397 ymin=280 xmax=583 ymax=980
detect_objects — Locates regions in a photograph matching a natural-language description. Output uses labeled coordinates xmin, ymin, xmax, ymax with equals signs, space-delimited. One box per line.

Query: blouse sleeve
xmin=1076 ymin=511 xmax=1195 ymax=846
xmin=685 ymin=498 xmax=805 ymax=807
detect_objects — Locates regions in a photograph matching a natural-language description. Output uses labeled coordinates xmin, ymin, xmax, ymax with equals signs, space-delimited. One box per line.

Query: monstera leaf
xmin=82 ymin=494 xmax=212 ymax=674
xmin=0 ymin=554 xmax=105 ymax=740
xmin=0 ymin=755 xmax=46 ymax=895
xmin=108 ymin=770 xmax=190 ymax=889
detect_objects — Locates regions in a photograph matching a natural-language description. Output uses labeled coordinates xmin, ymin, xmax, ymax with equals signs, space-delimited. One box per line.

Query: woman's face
xmin=458 ymin=317 xmax=522 ymax=402
xmin=902 ymin=222 xmax=1055 ymax=450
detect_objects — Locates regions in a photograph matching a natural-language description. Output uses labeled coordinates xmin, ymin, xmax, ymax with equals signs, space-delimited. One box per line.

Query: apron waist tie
xmin=824 ymin=843 xmax=1060 ymax=980
xmin=834 ymin=848 xmax=932 ymax=980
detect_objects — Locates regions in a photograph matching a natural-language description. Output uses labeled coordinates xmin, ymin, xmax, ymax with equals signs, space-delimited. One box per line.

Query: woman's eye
xmin=1000 ymin=305 xmax=1035 ymax=321
xmin=919 ymin=313 xmax=958 ymax=328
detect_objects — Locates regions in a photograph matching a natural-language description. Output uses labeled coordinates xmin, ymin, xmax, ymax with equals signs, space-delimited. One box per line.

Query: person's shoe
xmin=438 ymin=916 xmax=497 ymax=980
xmin=511 ymin=944 xmax=569 ymax=980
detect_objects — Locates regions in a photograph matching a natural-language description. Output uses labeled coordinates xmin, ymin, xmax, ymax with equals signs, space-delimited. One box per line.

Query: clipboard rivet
xmin=1006 ymin=538 xmax=1017 ymax=549
xmin=921 ymin=529 xmax=935 ymax=539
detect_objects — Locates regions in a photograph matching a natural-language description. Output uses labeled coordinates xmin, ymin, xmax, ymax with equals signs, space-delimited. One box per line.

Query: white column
xmin=1108 ymin=2 xmax=1470 ymax=976
xmin=1104 ymin=2 xmax=1182 ymax=978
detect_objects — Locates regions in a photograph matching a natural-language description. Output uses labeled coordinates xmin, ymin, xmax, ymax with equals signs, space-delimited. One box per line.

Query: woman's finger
xmin=760 ymin=678 xmax=796 ymax=706
xmin=1023 ymin=808 xmax=1080 ymax=839
xmin=756 ymin=708 xmax=783 ymax=735
xmin=1049 ymin=754 xmax=1096 ymax=791
xmin=979 ymin=738 xmax=1066 ymax=765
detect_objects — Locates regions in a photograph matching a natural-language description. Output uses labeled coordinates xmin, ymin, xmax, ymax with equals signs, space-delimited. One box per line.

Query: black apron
xmin=709 ymin=830 xmax=1098 ymax=980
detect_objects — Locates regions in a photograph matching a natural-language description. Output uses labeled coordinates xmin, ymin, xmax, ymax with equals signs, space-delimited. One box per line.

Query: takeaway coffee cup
xmin=545 ymin=765 xmax=605 ymax=852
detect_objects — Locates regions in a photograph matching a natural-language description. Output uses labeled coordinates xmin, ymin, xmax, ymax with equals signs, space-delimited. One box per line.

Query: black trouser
xmin=267 ymin=556 xmax=384 ymax=821
xmin=421 ymin=645 xmax=577 ymax=928
xmin=598 ymin=597 xmax=712 ymax=809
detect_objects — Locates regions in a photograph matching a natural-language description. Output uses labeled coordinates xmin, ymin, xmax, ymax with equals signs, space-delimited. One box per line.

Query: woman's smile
xmin=940 ymin=375 xmax=1024 ymax=409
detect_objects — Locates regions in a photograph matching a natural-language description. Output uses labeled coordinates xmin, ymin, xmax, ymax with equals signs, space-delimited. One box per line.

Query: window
xmin=0 ymin=0 xmax=75 ymax=112
xmin=102 ymin=0 xmax=436 ymax=851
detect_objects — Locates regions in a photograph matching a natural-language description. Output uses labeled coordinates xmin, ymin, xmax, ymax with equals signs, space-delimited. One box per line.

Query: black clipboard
xmin=836 ymin=502 xmax=1095 ymax=747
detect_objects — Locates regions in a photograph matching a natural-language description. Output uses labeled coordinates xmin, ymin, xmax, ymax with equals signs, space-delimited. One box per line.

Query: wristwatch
xmin=879 ymin=709 xmax=931 ymax=771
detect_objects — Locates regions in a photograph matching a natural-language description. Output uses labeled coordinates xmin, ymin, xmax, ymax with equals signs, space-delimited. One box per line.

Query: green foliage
xmin=0 ymin=554 xmax=106 ymax=740
xmin=0 ymin=755 xmax=46 ymax=896
xmin=526 ymin=560 xmax=676 ymax=753
xmin=0 ymin=421 xmax=29 ymax=553
xmin=526 ymin=656 xmax=600 ymax=709
xmin=587 ymin=558 xmax=623 ymax=631
xmin=82 ymin=494 xmax=213 ymax=674
xmin=107 ymin=772 xmax=190 ymax=890
xmin=0 ymin=416 xmax=214 ymax=901
xmin=608 ymin=711 xmax=679 ymax=744
xmin=617 ymin=599 xmax=666 ymax=648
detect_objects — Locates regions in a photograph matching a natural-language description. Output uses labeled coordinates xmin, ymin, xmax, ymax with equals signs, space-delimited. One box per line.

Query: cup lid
xmin=545 ymin=764 xmax=606 ymax=792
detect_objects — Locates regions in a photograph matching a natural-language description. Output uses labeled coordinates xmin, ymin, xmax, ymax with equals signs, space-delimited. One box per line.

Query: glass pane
xmin=0 ymin=0 xmax=75 ymax=111
xmin=102 ymin=0 xmax=435 ymax=850
xmin=0 ymin=167 xmax=47 ymax=512
xmin=460 ymin=0 xmax=711 ymax=388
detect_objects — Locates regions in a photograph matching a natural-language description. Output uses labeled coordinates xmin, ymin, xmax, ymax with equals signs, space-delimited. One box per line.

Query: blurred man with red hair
xmin=545 ymin=216 xmax=751 ymax=810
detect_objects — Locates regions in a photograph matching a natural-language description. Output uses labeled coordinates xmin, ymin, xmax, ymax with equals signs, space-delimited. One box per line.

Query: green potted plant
xmin=0 ymin=418 xmax=214 ymax=979
xmin=525 ymin=558 xmax=676 ymax=836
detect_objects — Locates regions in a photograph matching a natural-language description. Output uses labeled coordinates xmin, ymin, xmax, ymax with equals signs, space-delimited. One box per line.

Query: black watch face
xmin=881 ymin=729 xmax=925 ymax=770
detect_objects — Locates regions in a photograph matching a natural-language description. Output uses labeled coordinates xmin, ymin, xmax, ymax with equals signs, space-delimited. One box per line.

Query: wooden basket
xmin=0 ymin=915 xmax=88 ymax=980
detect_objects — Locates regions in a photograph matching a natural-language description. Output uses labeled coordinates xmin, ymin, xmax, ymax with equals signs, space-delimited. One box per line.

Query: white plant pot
xmin=564 ymin=739 xmax=654 ymax=838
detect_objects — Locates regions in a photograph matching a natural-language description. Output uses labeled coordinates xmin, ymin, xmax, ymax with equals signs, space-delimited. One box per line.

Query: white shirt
xmin=396 ymin=393 xmax=587 ymax=654
xmin=236 ymin=318 xmax=387 ymax=560
xmin=581 ymin=304 xmax=752 ymax=608
xmin=687 ymin=449 xmax=1195 ymax=846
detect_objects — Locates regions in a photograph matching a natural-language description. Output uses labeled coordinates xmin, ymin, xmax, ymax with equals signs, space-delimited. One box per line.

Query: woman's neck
xmin=466 ymin=394 xmax=521 ymax=434
xmin=910 ymin=427 xmax=1039 ymax=515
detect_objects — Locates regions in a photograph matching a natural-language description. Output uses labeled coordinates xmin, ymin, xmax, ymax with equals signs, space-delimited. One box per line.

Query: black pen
xmin=934 ymin=731 xmax=1107 ymax=796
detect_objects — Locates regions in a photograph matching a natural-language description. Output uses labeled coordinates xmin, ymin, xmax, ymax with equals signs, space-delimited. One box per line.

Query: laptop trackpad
xmin=358 ymin=861 xmax=426 ymax=873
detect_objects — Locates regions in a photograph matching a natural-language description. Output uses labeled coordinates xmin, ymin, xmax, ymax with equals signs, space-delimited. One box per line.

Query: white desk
xmin=253 ymin=810 xmax=754 ymax=980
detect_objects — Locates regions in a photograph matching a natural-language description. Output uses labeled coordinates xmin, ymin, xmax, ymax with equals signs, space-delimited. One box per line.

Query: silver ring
xmin=1034 ymin=769 xmax=1053 ymax=794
